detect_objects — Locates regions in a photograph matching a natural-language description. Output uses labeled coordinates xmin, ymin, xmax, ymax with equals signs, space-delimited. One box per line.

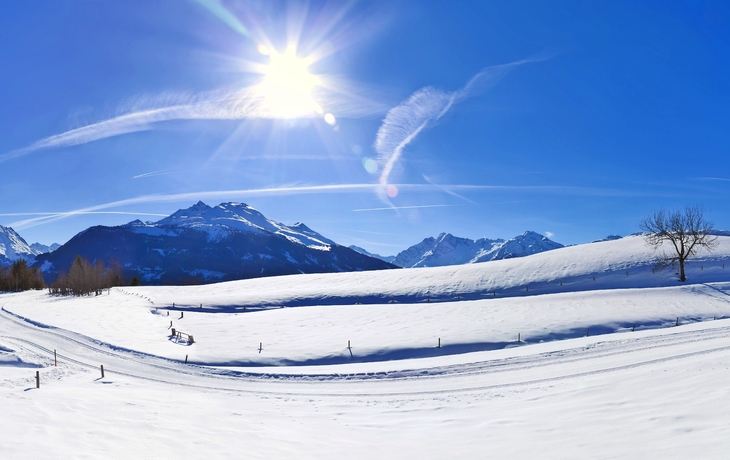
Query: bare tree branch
xmin=640 ymin=205 xmax=717 ymax=282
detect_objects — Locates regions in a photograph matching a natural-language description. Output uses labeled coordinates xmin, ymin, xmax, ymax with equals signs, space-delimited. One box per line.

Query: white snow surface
xmin=3 ymin=234 xmax=730 ymax=458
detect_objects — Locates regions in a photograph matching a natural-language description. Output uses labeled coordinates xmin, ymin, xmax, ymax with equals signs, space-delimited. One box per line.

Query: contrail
xmin=352 ymin=204 xmax=460 ymax=212
xmin=6 ymin=182 xmax=665 ymax=230
xmin=374 ymin=58 xmax=545 ymax=190
xmin=2 ymin=86 xmax=387 ymax=163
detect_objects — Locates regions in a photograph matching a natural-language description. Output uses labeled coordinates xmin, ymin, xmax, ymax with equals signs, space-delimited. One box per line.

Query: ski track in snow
xmin=4 ymin=300 xmax=730 ymax=398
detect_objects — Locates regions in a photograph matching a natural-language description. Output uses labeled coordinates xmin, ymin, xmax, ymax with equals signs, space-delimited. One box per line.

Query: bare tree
xmin=640 ymin=205 xmax=718 ymax=282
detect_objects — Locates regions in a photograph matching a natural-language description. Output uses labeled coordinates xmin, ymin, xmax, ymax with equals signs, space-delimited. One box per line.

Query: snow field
xmin=5 ymin=282 xmax=730 ymax=368
xmin=3 ymin=235 xmax=730 ymax=458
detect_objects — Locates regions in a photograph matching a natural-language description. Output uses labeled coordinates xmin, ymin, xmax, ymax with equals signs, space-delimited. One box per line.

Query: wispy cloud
xmin=692 ymin=177 xmax=730 ymax=182
xmin=2 ymin=86 xmax=387 ymax=163
xmin=352 ymin=204 xmax=461 ymax=212
xmin=374 ymin=58 xmax=545 ymax=192
xmin=5 ymin=181 xmax=674 ymax=230
xmin=0 ymin=212 xmax=168 ymax=217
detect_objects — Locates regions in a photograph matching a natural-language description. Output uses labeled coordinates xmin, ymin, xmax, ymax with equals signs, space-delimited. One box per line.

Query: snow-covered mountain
xmin=348 ymin=245 xmax=396 ymax=264
xmin=0 ymin=225 xmax=36 ymax=267
xmin=382 ymin=231 xmax=563 ymax=268
xmin=29 ymin=242 xmax=61 ymax=255
xmin=34 ymin=202 xmax=395 ymax=284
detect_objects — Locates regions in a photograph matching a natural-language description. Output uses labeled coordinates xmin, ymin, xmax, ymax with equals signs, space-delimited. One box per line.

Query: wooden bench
xmin=170 ymin=328 xmax=195 ymax=344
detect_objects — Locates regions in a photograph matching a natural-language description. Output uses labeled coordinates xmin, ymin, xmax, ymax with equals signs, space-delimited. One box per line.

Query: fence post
xmin=586 ymin=328 xmax=589 ymax=337
xmin=438 ymin=338 xmax=441 ymax=348
xmin=100 ymin=365 xmax=104 ymax=379
xmin=518 ymin=333 xmax=520 ymax=342
xmin=54 ymin=349 xmax=57 ymax=367
xmin=348 ymin=340 xmax=351 ymax=349
xmin=259 ymin=342 xmax=262 ymax=351
xmin=632 ymin=324 xmax=635 ymax=332
xmin=185 ymin=355 xmax=188 ymax=364
xmin=36 ymin=370 xmax=40 ymax=389
xmin=676 ymin=317 xmax=679 ymax=327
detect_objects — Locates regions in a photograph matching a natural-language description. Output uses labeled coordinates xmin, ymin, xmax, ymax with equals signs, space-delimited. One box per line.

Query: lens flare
xmin=257 ymin=44 xmax=271 ymax=56
xmin=362 ymin=157 xmax=378 ymax=173
xmin=386 ymin=184 xmax=398 ymax=198
xmin=324 ymin=113 xmax=336 ymax=125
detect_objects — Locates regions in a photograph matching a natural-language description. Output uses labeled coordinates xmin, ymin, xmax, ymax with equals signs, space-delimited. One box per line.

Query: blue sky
xmin=2 ymin=0 xmax=730 ymax=255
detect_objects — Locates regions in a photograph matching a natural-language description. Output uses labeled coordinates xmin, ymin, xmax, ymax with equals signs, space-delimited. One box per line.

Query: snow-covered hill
xmin=4 ymin=233 xmax=730 ymax=458
xmin=116 ymin=234 xmax=730 ymax=308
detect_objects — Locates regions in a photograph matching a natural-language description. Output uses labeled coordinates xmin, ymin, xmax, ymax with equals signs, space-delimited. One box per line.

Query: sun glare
xmin=257 ymin=49 xmax=322 ymax=117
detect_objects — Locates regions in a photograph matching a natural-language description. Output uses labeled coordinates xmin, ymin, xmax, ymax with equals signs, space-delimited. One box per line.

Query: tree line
xmin=0 ymin=260 xmax=44 ymax=291
xmin=48 ymin=255 xmax=124 ymax=296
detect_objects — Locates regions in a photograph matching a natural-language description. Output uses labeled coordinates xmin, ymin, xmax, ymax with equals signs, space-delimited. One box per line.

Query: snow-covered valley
xmin=3 ymin=235 xmax=730 ymax=458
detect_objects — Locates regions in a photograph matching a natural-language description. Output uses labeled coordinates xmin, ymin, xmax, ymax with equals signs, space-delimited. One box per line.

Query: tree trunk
xmin=679 ymin=257 xmax=686 ymax=282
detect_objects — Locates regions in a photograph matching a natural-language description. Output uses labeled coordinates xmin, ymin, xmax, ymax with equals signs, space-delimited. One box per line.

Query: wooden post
xmin=518 ymin=333 xmax=520 ymax=342
xmin=170 ymin=320 xmax=172 ymax=327
xmin=173 ymin=302 xmax=175 ymax=307
xmin=348 ymin=340 xmax=351 ymax=349
xmin=632 ymin=324 xmax=635 ymax=332
xmin=171 ymin=328 xmax=176 ymax=337
xmin=180 ymin=311 xmax=184 ymax=319
xmin=676 ymin=317 xmax=679 ymax=326
xmin=185 ymin=355 xmax=188 ymax=364
xmin=438 ymin=338 xmax=441 ymax=348
xmin=200 ymin=303 xmax=202 ymax=308
xmin=259 ymin=342 xmax=262 ymax=351
xmin=36 ymin=370 xmax=40 ymax=389
xmin=586 ymin=328 xmax=589 ymax=337
xmin=54 ymin=349 xmax=57 ymax=367
xmin=100 ymin=365 xmax=105 ymax=379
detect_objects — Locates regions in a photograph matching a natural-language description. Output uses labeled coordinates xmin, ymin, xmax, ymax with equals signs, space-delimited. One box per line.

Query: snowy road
xmin=4 ymin=300 xmax=730 ymax=397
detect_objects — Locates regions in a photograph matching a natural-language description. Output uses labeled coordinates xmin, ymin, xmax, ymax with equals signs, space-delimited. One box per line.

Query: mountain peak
xmin=393 ymin=230 xmax=564 ymax=268
xmin=0 ymin=225 xmax=36 ymax=266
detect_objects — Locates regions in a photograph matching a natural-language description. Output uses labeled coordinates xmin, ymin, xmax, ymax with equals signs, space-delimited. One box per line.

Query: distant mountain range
xmin=350 ymin=231 xmax=565 ymax=268
xmin=4 ymin=202 xmax=626 ymax=284
xmin=0 ymin=225 xmax=59 ymax=267
xmin=33 ymin=202 xmax=395 ymax=284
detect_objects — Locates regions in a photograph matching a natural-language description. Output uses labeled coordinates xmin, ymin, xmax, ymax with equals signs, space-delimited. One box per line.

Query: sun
xmin=256 ymin=47 xmax=323 ymax=118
